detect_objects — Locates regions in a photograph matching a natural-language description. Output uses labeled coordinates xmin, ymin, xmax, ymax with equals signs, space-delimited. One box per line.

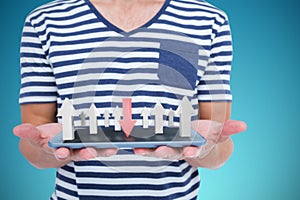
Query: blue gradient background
xmin=0 ymin=0 xmax=299 ymax=199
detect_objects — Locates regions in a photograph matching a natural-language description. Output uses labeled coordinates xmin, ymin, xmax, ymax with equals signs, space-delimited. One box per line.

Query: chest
xmin=44 ymin=1 xmax=213 ymax=98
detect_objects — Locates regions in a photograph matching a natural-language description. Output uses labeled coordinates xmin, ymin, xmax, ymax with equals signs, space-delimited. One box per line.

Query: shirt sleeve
xmin=19 ymin=16 xmax=58 ymax=105
xmin=197 ymin=17 xmax=233 ymax=102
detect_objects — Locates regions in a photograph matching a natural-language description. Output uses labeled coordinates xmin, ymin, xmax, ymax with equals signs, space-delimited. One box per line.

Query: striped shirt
xmin=19 ymin=0 xmax=233 ymax=199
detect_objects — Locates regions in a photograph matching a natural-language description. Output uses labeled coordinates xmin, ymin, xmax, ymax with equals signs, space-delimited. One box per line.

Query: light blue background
xmin=0 ymin=0 xmax=299 ymax=199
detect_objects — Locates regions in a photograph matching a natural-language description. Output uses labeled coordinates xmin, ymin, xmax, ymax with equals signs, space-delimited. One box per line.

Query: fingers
xmin=135 ymin=146 xmax=183 ymax=160
xmin=54 ymin=147 xmax=72 ymax=160
xmin=155 ymin=146 xmax=183 ymax=160
xmin=93 ymin=148 xmax=119 ymax=158
xmin=134 ymin=148 xmax=154 ymax=154
xmin=134 ymin=144 xmax=217 ymax=161
xmin=71 ymin=148 xmax=98 ymax=162
xmin=182 ymin=146 xmax=199 ymax=158
xmin=182 ymin=145 xmax=215 ymax=158
xmin=54 ymin=147 xmax=119 ymax=162
xmin=134 ymin=145 xmax=212 ymax=160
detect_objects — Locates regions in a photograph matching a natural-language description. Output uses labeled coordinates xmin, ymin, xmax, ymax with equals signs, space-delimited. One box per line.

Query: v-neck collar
xmin=85 ymin=0 xmax=170 ymax=35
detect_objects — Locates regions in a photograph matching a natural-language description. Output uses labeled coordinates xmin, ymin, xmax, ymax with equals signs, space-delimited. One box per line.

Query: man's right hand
xmin=13 ymin=123 xmax=118 ymax=168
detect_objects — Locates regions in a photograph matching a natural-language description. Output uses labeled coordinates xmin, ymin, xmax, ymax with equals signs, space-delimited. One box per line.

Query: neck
xmin=91 ymin=0 xmax=142 ymax=8
xmin=89 ymin=0 xmax=166 ymax=32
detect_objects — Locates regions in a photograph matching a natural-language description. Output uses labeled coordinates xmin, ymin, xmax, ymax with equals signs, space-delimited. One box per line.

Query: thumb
xmin=221 ymin=120 xmax=247 ymax=137
xmin=37 ymin=123 xmax=62 ymax=139
xmin=13 ymin=123 xmax=41 ymax=142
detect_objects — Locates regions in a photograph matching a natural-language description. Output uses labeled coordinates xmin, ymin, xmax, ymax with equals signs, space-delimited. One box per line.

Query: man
xmin=14 ymin=0 xmax=246 ymax=199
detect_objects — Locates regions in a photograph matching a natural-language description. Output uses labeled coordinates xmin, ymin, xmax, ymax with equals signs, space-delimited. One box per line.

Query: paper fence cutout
xmin=58 ymin=96 xmax=194 ymax=140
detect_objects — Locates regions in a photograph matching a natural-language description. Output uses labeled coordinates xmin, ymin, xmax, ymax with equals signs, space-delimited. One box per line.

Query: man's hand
xmin=134 ymin=120 xmax=247 ymax=167
xmin=13 ymin=123 xmax=118 ymax=168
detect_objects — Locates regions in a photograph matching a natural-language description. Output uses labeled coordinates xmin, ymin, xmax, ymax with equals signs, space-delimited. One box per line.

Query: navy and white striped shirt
xmin=19 ymin=0 xmax=232 ymax=199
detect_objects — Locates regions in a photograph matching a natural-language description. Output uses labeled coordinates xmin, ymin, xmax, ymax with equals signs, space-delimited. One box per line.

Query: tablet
xmin=48 ymin=126 xmax=206 ymax=149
